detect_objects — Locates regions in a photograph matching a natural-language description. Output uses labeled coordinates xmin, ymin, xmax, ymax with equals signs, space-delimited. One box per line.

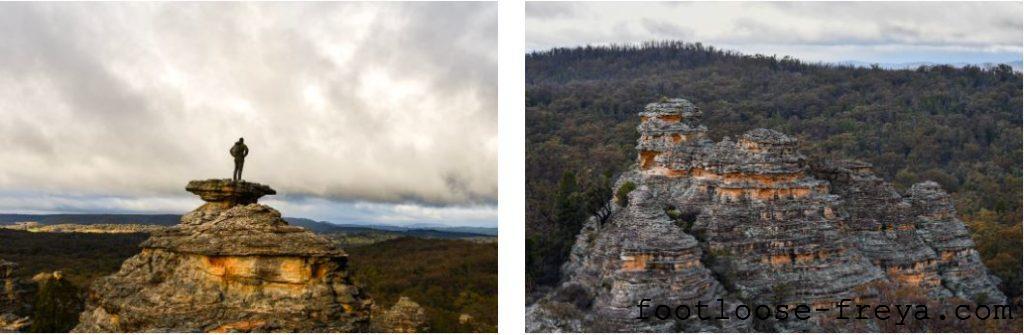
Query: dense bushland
xmin=348 ymin=237 xmax=498 ymax=332
xmin=525 ymin=42 xmax=1022 ymax=305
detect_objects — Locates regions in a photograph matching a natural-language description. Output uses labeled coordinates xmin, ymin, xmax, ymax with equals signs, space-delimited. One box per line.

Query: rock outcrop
xmin=30 ymin=271 xmax=83 ymax=333
xmin=73 ymin=179 xmax=371 ymax=332
xmin=0 ymin=260 xmax=30 ymax=332
xmin=370 ymin=296 xmax=429 ymax=333
xmin=526 ymin=99 xmax=1006 ymax=332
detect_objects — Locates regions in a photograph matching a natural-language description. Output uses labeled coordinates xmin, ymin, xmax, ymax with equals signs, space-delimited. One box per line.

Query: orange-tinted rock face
xmin=620 ymin=251 xmax=703 ymax=272
xmin=884 ymin=262 xmax=942 ymax=288
xmin=199 ymin=254 xmax=322 ymax=285
xmin=620 ymin=253 xmax=652 ymax=272
xmin=715 ymin=186 xmax=816 ymax=201
xmin=639 ymin=150 xmax=659 ymax=170
xmin=658 ymin=114 xmax=682 ymax=123
xmin=662 ymin=168 xmax=803 ymax=183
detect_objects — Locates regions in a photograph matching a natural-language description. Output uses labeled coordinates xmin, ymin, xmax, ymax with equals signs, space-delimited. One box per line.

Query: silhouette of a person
xmin=230 ymin=138 xmax=249 ymax=181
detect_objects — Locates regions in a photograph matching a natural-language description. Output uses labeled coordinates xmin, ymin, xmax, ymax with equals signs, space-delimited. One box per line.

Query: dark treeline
xmin=525 ymin=41 xmax=1022 ymax=303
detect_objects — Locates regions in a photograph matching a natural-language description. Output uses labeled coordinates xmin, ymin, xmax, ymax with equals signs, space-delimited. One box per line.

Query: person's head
xmin=237 ymin=137 xmax=244 ymax=143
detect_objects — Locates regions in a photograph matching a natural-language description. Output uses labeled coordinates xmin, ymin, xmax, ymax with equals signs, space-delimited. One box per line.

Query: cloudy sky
xmin=0 ymin=2 xmax=497 ymax=227
xmin=528 ymin=2 xmax=1022 ymax=65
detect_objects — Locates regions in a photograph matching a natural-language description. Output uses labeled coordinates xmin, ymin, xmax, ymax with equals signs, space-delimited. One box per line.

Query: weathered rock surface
xmin=186 ymin=178 xmax=276 ymax=211
xmin=906 ymin=181 xmax=1006 ymax=304
xmin=370 ymin=296 xmax=429 ymax=333
xmin=527 ymin=187 xmax=750 ymax=332
xmin=526 ymin=99 xmax=1006 ymax=332
xmin=73 ymin=180 xmax=371 ymax=332
xmin=0 ymin=260 xmax=30 ymax=332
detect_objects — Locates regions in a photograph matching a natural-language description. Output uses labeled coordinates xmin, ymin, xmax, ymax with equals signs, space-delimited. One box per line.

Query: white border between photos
xmin=498 ymin=0 xmax=526 ymax=333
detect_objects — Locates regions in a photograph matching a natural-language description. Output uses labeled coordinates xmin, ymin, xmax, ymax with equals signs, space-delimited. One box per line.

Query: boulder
xmin=371 ymin=296 xmax=428 ymax=333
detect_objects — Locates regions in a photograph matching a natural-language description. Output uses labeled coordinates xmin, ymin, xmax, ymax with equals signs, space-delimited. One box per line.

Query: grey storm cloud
xmin=527 ymin=2 xmax=1022 ymax=63
xmin=0 ymin=2 xmax=497 ymax=206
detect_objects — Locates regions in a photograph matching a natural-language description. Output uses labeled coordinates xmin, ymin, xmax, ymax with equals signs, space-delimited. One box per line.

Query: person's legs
xmin=234 ymin=160 xmax=244 ymax=181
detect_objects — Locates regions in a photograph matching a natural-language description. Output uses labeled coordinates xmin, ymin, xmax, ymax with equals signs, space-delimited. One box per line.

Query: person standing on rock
xmin=230 ymin=138 xmax=248 ymax=181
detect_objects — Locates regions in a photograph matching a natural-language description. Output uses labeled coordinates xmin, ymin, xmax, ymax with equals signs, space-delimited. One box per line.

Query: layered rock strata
xmin=74 ymin=179 xmax=371 ymax=332
xmin=812 ymin=162 xmax=1005 ymax=305
xmin=526 ymin=99 xmax=1006 ymax=332
xmin=527 ymin=186 xmax=749 ymax=332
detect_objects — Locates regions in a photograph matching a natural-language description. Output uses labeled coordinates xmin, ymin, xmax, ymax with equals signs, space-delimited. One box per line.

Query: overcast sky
xmin=0 ymin=2 xmax=497 ymax=227
xmin=527 ymin=2 xmax=1023 ymax=65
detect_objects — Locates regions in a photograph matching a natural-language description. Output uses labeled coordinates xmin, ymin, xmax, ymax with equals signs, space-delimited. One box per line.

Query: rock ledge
xmin=185 ymin=179 xmax=276 ymax=209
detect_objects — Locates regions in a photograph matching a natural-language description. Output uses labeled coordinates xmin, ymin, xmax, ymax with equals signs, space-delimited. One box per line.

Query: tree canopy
xmin=525 ymin=41 xmax=1022 ymax=304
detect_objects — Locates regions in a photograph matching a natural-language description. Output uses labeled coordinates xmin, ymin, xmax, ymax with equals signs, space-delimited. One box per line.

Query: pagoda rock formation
xmin=73 ymin=179 xmax=371 ymax=332
xmin=526 ymin=99 xmax=1006 ymax=332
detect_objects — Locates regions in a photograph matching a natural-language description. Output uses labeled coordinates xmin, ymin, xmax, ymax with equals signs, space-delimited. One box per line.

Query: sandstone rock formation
xmin=73 ymin=179 xmax=371 ymax=332
xmin=370 ymin=296 xmax=429 ymax=333
xmin=30 ymin=271 xmax=83 ymax=333
xmin=0 ymin=260 xmax=30 ymax=332
xmin=526 ymin=99 xmax=1006 ymax=332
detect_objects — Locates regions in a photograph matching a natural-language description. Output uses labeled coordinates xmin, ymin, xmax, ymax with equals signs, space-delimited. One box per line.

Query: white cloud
xmin=527 ymin=2 xmax=1022 ymax=63
xmin=0 ymin=3 xmax=497 ymax=210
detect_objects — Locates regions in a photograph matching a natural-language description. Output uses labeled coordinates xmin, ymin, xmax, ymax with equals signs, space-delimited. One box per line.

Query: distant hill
xmin=835 ymin=59 xmax=1023 ymax=72
xmin=0 ymin=214 xmax=497 ymax=237
xmin=0 ymin=214 xmax=180 ymax=226
xmin=277 ymin=218 xmax=498 ymax=237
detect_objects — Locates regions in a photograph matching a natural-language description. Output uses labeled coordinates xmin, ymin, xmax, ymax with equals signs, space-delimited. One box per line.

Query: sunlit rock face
xmin=74 ymin=180 xmax=371 ymax=332
xmin=526 ymin=99 xmax=1005 ymax=332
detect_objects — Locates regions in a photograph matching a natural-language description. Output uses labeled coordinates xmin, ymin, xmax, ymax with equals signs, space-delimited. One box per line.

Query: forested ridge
xmin=525 ymin=41 xmax=1022 ymax=304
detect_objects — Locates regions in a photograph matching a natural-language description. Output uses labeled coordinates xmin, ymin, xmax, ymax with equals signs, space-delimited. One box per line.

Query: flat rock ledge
xmin=186 ymin=179 xmax=276 ymax=209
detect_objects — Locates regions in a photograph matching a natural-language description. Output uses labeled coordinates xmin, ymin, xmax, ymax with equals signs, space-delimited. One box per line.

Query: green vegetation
xmin=0 ymin=230 xmax=147 ymax=286
xmin=347 ymin=237 xmax=498 ymax=332
xmin=325 ymin=231 xmax=403 ymax=248
xmin=615 ymin=181 xmax=636 ymax=206
xmin=965 ymin=209 xmax=1023 ymax=304
xmin=525 ymin=41 xmax=1022 ymax=304
xmin=526 ymin=170 xmax=617 ymax=291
